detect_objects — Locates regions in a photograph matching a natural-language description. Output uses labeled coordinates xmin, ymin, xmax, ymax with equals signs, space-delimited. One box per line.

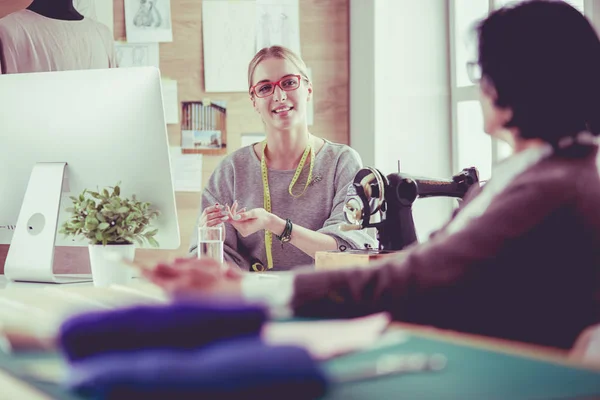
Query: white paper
xmin=74 ymin=0 xmax=114 ymax=35
xmin=262 ymin=313 xmax=392 ymax=360
xmin=169 ymin=146 xmax=203 ymax=192
xmin=255 ymin=0 xmax=301 ymax=56
xmin=114 ymin=42 xmax=160 ymax=68
xmin=202 ymin=0 xmax=256 ymax=92
xmin=161 ymin=79 xmax=179 ymax=124
xmin=124 ymin=0 xmax=173 ymax=43
xmin=241 ymin=133 xmax=266 ymax=148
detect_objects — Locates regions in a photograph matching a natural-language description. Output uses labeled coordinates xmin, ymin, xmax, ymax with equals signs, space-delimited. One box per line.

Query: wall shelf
xmin=181 ymin=145 xmax=227 ymax=156
xmin=180 ymin=100 xmax=227 ymax=154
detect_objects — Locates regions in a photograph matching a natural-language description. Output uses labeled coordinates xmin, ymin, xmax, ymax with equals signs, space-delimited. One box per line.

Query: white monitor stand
xmin=5 ymin=162 xmax=92 ymax=284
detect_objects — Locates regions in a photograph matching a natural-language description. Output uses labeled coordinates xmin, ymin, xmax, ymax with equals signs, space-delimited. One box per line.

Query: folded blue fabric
xmin=59 ymin=300 xmax=267 ymax=362
xmin=66 ymin=337 xmax=329 ymax=400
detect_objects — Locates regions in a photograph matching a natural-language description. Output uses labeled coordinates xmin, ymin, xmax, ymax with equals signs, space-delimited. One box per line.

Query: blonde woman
xmin=190 ymin=46 xmax=376 ymax=271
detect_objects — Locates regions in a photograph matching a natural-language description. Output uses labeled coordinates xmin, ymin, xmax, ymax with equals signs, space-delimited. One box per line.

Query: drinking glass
xmin=197 ymin=225 xmax=224 ymax=263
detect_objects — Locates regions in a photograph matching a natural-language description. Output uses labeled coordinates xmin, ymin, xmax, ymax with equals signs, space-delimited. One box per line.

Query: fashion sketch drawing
xmin=133 ymin=0 xmax=162 ymax=28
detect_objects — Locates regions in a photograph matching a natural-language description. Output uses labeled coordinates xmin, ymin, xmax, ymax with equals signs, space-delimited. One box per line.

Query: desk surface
xmin=1 ymin=276 xmax=600 ymax=399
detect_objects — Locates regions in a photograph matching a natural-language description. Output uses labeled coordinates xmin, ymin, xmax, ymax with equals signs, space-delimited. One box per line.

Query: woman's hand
xmin=142 ymin=257 xmax=244 ymax=299
xmin=226 ymin=205 xmax=281 ymax=238
xmin=199 ymin=203 xmax=229 ymax=228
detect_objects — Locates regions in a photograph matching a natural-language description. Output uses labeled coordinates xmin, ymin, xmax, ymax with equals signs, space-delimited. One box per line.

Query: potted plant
xmin=59 ymin=183 xmax=160 ymax=287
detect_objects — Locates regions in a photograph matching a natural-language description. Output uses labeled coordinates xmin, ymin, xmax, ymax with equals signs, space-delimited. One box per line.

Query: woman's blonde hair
xmin=247 ymin=46 xmax=310 ymax=95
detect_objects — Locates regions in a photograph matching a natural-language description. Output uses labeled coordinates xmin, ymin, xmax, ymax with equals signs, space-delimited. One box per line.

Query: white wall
xmin=349 ymin=0 xmax=376 ymax=167
xmin=350 ymin=0 xmax=454 ymax=241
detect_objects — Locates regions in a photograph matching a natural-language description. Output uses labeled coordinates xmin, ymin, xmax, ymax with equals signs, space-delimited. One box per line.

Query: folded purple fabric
xmin=58 ymin=300 xmax=267 ymax=362
xmin=66 ymin=337 xmax=329 ymax=400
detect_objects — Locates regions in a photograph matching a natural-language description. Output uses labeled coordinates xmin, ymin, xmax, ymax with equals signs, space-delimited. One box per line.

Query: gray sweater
xmin=189 ymin=140 xmax=377 ymax=271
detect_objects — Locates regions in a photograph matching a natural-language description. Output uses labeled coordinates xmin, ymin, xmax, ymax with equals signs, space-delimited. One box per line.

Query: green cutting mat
xmin=323 ymin=336 xmax=600 ymax=400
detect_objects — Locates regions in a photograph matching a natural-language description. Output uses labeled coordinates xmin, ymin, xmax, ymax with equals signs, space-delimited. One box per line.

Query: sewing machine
xmin=315 ymin=165 xmax=480 ymax=269
xmin=340 ymin=166 xmax=480 ymax=251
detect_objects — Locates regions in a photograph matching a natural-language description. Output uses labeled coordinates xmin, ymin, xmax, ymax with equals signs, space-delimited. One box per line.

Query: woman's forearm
xmin=266 ymin=215 xmax=338 ymax=258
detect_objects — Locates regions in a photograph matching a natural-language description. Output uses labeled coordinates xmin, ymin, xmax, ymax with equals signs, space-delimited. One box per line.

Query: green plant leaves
xmin=59 ymin=183 xmax=161 ymax=248
xmin=84 ymin=216 xmax=99 ymax=231
xmin=146 ymin=236 xmax=159 ymax=248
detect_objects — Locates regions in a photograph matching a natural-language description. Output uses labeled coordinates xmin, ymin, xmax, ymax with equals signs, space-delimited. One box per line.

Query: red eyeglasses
xmin=250 ymin=74 xmax=302 ymax=98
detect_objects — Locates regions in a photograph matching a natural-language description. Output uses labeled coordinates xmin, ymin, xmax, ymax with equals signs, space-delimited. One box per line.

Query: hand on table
xmin=142 ymin=258 xmax=244 ymax=299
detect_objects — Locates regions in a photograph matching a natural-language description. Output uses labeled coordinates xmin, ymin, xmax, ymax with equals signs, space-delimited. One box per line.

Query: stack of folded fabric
xmin=57 ymin=299 xmax=329 ymax=400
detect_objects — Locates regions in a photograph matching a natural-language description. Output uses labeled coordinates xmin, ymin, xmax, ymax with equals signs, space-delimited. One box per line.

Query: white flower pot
xmin=88 ymin=243 xmax=136 ymax=287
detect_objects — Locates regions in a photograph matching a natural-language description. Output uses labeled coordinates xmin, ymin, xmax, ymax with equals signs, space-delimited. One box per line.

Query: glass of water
xmin=197 ymin=225 xmax=224 ymax=263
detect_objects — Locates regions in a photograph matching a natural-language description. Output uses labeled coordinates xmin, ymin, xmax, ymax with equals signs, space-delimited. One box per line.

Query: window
xmin=449 ymin=0 xmax=589 ymax=180
xmin=453 ymin=0 xmax=488 ymax=88
xmin=456 ymin=101 xmax=492 ymax=179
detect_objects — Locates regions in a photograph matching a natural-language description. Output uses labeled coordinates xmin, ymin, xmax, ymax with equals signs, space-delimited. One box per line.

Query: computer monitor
xmin=0 ymin=67 xmax=180 ymax=283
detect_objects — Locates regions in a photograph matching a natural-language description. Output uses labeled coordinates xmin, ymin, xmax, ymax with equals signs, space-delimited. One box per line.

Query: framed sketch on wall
xmin=124 ymin=0 xmax=173 ymax=43
xmin=202 ymin=0 xmax=256 ymax=92
xmin=255 ymin=0 xmax=301 ymax=56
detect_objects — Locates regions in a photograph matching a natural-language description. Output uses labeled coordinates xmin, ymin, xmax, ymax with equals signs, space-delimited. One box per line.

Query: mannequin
xmin=27 ymin=0 xmax=83 ymax=21
xmin=0 ymin=0 xmax=115 ymax=74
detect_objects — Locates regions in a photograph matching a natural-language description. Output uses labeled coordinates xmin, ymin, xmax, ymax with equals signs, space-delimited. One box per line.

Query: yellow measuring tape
xmin=251 ymin=139 xmax=314 ymax=272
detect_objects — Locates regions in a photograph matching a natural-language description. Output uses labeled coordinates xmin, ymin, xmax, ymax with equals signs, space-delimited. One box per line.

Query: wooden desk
xmin=0 ymin=245 xmax=90 ymax=275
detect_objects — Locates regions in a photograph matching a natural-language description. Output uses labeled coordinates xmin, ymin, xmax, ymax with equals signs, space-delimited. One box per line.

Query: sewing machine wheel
xmin=343 ymin=198 xmax=363 ymax=225
xmin=343 ymin=167 xmax=388 ymax=229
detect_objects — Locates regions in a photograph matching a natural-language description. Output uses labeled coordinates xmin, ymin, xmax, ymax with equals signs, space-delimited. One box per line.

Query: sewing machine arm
xmin=342 ymin=167 xmax=479 ymax=251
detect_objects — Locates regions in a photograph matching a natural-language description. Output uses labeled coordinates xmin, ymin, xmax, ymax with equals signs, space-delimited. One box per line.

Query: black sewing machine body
xmin=342 ymin=167 xmax=479 ymax=252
